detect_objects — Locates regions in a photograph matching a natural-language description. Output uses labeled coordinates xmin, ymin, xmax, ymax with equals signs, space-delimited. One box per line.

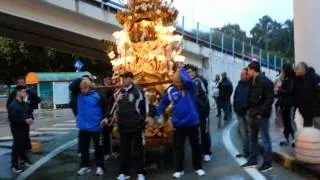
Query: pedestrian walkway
xmin=268 ymin=115 xmax=320 ymax=179
xmin=0 ymin=109 xmax=75 ymax=141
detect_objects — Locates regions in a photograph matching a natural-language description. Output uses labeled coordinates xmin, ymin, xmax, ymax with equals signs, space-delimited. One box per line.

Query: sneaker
xmin=77 ymin=167 xmax=92 ymax=176
xmin=104 ymin=154 xmax=111 ymax=161
xmin=203 ymin=154 xmax=211 ymax=162
xmin=291 ymin=142 xmax=296 ymax=148
xmin=137 ymin=174 xmax=145 ymax=180
xmin=111 ymin=152 xmax=120 ymax=159
xmin=241 ymin=161 xmax=258 ymax=168
xmin=195 ymin=169 xmax=206 ymax=176
xmin=23 ymin=162 xmax=33 ymax=168
xmin=172 ymin=171 xmax=184 ymax=178
xmin=259 ymin=164 xmax=272 ymax=172
xmin=117 ymin=174 xmax=130 ymax=180
xmin=12 ymin=167 xmax=23 ymax=173
xmin=95 ymin=167 xmax=104 ymax=176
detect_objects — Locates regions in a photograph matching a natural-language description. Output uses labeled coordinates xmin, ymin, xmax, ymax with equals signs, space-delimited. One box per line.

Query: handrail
xmin=89 ymin=0 xmax=288 ymax=72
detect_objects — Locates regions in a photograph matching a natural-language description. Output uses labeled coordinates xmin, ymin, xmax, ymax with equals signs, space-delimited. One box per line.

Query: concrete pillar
xmin=294 ymin=0 xmax=320 ymax=70
xmin=294 ymin=0 xmax=320 ymax=164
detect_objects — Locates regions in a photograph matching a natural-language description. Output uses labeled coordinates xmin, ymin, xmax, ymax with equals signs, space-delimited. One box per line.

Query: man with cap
xmin=113 ymin=72 xmax=147 ymax=180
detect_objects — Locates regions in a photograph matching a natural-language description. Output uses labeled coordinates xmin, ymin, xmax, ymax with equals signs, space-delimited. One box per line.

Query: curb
xmin=273 ymin=150 xmax=320 ymax=180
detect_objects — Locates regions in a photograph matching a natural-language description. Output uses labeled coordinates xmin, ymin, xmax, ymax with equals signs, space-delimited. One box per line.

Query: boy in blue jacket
xmin=76 ymin=79 xmax=107 ymax=176
xmin=154 ymin=68 xmax=205 ymax=179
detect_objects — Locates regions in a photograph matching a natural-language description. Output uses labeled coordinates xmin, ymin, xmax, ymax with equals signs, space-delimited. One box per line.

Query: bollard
xmin=296 ymin=127 xmax=320 ymax=164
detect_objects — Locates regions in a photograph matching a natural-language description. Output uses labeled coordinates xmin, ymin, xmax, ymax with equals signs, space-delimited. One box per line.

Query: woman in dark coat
xmin=277 ymin=64 xmax=296 ymax=147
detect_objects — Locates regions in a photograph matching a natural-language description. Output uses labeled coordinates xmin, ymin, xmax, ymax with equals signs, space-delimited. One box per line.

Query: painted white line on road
xmin=43 ymin=131 xmax=70 ymax=135
xmin=65 ymin=120 xmax=76 ymax=123
xmin=16 ymin=138 xmax=77 ymax=180
xmin=0 ymin=149 xmax=10 ymax=156
xmin=0 ymin=136 xmax=12 ymax=141
xmin=53 ymin=123 xmax=76 ymax=127
xmin=37 ymin=127 xmax=77 ymax=131
xmin=222 ymin=120 xmax=266 ymax=180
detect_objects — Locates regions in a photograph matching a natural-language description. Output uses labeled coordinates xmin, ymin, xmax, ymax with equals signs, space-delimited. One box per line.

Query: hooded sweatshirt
xmin=155 ymin=68 xmax=199 ymax=128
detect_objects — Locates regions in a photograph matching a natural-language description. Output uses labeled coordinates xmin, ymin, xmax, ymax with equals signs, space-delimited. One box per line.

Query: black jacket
xmin=294 ymin=69 xmax=320 ymax=117
xmin=233 ymin=80 xmax=251 ymax=116
xmin=277 ymin=77 xmax=295 ymax=106
xmin=194 ymin=77 xmax=210 ymax=116
xmin=104 ymin=86 xmax=115 ymax=117
xmin=8 ymin=99 xmax=33 ymax=128
xmin=69 ymin=78 xmax=82 ymax=116
xmin=248 ymin=74 xmax=274 ymax=118
xmin=7 ymin=88 xmax=41 ymax=113
xmin=218 ymin=78 xmax=233 ymax=102
xmin=115 ymin=85 xmax=146 ymax=132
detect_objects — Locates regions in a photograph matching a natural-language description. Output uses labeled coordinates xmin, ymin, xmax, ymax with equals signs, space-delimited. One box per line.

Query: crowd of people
xmin=66 ymin=65 xmax=213 ymax=179
xmin=5 ymin=60 xmax=320 ymax=179
xmin=233 ymin=61 xmax=320 ymax=172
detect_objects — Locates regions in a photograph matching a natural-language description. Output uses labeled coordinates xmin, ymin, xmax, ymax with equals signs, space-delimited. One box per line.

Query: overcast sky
xmin=173 ymin=0 xmax=293 ymax=35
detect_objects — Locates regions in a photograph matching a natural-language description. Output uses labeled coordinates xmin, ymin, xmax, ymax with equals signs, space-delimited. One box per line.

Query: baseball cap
xmin=120 ymin=72 xmax=134 ymax=78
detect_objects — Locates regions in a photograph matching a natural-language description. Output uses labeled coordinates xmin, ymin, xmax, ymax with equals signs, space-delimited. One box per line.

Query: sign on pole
xmin=74 ymin=60 xmax=84 ymax=72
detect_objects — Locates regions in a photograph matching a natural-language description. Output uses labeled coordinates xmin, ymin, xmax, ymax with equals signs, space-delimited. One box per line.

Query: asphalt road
xmin=27 ymin=113 xmax=307 ymax=180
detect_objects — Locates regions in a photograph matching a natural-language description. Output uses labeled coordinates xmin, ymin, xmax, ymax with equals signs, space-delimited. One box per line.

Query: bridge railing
xmin=90 ymin=0 xmax=291 ymax=72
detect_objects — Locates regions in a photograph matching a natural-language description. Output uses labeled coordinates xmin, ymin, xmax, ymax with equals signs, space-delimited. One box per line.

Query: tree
xmin=219 ymin=24 xmax=248 ymax=41
xmin=0 ymin=37 xmax=112 ymax=87
xmin=0 ymin=37 xmax=29 ymax=87
xmin=250 ymin=16 xmax=294 ymax=60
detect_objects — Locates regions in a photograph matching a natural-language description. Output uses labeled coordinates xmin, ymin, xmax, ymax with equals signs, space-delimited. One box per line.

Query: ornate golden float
xmin=102 ymin=0 xmax=184 ymax=147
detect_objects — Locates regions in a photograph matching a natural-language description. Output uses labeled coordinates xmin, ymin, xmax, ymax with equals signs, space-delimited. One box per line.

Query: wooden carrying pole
xmin=96 ymin=80 xmax=172 ymax=92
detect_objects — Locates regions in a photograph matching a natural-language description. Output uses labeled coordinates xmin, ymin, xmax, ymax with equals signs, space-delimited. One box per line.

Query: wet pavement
xmin=0 ymin=109 xmax=77 ymax=179
xmin=26 ymin=111 xmax=307 ymax=180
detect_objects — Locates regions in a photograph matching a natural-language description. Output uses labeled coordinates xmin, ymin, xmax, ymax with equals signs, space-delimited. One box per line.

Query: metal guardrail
xmin=90 ymin=0 xmax=289 ymax=71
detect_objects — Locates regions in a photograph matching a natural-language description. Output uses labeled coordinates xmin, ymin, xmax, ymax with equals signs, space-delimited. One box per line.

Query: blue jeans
xmin=249 ymin=117 xmax=272 ymax=166
xmin=237 ymin=114 xmax=251 ymax=155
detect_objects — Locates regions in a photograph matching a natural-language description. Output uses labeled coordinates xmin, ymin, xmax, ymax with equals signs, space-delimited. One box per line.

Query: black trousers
xmin=26 ymin=126 xmax=32 ymax=151
xmin=103 ymin=126 xmax=113 ymax=155
xmin=11 ymin=126 xmax=29 ymax=168
xmin=119 ymin=131 xmax=145 ymax=175
xmin=300 ymin=108 xmax=316 ymax=127
xmin=174 ymin=126 xmax=202 ymax=172
xmin=280 ymin=106 xmax=295 ymax=140
xmin=199 ymin=111 xmax=211 ymax=155
xmin=79 ymin=131 xmax=104 ymax=168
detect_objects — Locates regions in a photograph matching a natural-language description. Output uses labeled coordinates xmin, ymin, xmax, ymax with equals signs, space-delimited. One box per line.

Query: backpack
xmin=199 ymin=76 xmax=209 ymax=94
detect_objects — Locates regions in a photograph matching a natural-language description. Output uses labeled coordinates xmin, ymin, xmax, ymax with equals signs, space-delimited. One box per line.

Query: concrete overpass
xmin=6 ymin=0 xmax=318 ymax=83
xmin=0 ymin=0 xmax=204 ymax=65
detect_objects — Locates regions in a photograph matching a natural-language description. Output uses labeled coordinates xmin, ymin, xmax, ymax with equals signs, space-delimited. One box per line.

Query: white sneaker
xmin=172 ymin=171 xmax=184 ymax=178
xmin=104 ymin=154 xmax=111 ymax=161
xmin=111 ymin=152 xmax=120 ymax=159
xmin=77 ymin=167 xmax=91 ymax=176
xmin=204 ymin=155 xmax=212 ymax=162
xmin=117 ymin=174 xmax=130 ymax=180
xmin=12 ymin=167 xmax=23 ymax=173
xmin=195 ymin=169 xmax=206 ymax=176
xmin=23 ymin=162 xmax=33 ymax=167
xmin=95 ymin=167 xmax=104 ymax=176
xmin=137 ymin=174 xmax=145 ymax=180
